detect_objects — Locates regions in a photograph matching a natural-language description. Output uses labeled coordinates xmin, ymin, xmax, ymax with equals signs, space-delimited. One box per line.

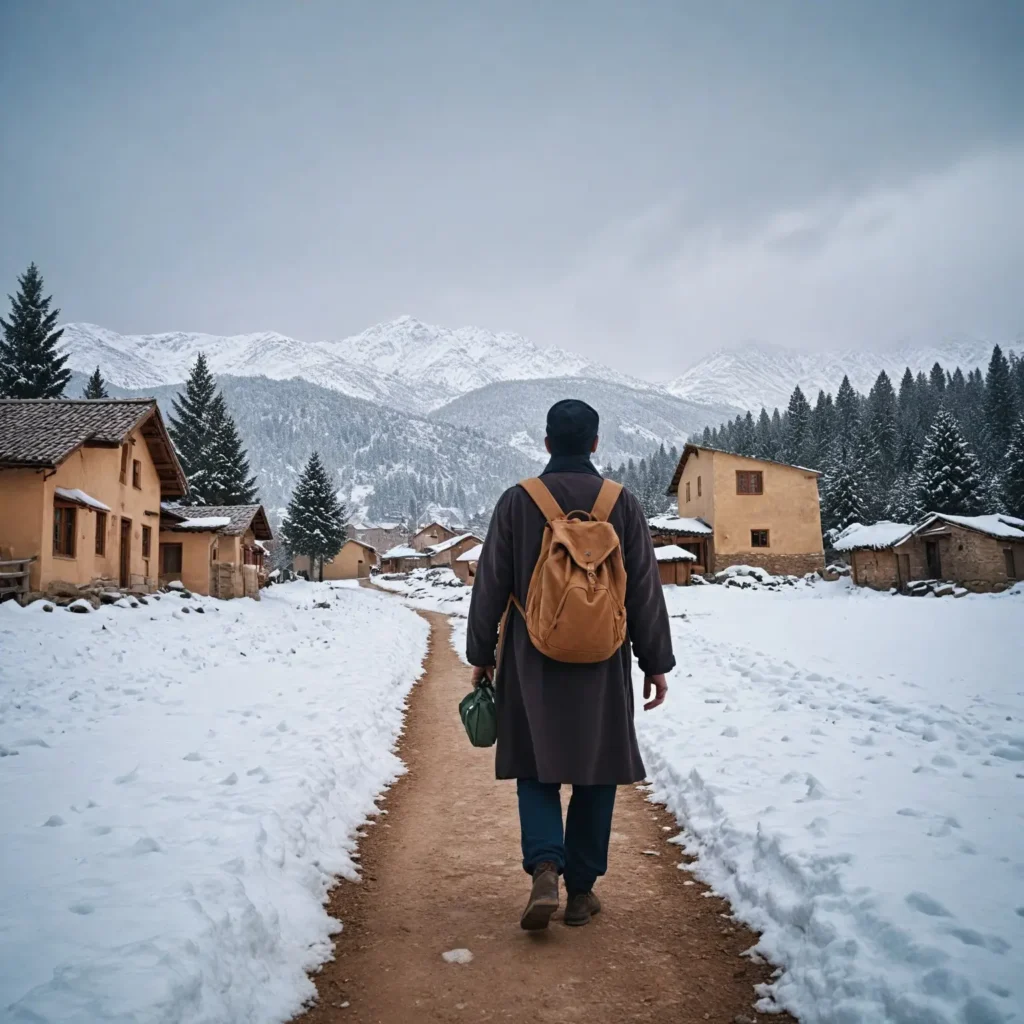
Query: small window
xmin=161 ymin=543 xmax=183 ymax=575
xmin=53 ymin=505 xmax=77 ymax=557
xmin=120 ymin=444 xmax=129 ymax=484
xmin=95 ymin=511 xmax=107 ymax=555
xmin=685 ymin=481 xmax=691 ymax=503
xmin=697 ymin=475 xmax=702 ymax=497
xmin=751 ymin=529 xmax=770 ymax=548
xmin=142 ymin=525 xmax=151 ymax=558
xmin=132 ymin=459 xmax=142 ymax=489
xmin=1005 ymin=548 xmax=1018 ymax=580
xmin=736 ymin=470 xmax=764 ymax=495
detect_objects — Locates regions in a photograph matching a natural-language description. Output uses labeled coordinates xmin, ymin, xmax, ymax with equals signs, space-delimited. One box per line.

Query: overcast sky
xmin=1 ymin=1 xmax=1022 ymax=377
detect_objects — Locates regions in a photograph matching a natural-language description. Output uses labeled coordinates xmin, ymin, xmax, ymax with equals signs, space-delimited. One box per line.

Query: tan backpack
xmin=508 ymin=476 xmax=628 ymax=664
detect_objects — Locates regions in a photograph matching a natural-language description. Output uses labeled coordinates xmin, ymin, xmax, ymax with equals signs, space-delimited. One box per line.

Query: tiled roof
xmin=0 ymin=398 xmax=187 ymax=497
xmin=162 ymin=504 xmax=273 ymax=540
xmin=0 ymin=398 xmax=156 ymax=466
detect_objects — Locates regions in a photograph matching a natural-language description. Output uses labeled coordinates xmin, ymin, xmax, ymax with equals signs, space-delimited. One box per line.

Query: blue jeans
xmin=517 ymin=778 xmax=617 ymax=896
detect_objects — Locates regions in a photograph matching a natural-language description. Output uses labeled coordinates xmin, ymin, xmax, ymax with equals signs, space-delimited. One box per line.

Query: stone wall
xmin=900 ymin=528 xmax=1023 ymax=592
xmin=850 ymin=549 xmax=899 ymax=590
xmin=712 ymin=551 xmax=824 ymax=576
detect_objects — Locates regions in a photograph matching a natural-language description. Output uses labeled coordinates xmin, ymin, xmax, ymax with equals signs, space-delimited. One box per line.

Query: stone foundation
xmin=713 ymin=551 xmax=825 ymax=576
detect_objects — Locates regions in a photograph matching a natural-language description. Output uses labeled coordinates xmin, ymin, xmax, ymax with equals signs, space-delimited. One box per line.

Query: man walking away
xmin=466 ymin=399 xmax=674 ymax=930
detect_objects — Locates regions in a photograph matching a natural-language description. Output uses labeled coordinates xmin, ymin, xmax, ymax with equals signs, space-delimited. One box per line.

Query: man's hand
xmin=471 ymin=665 xmax=494 ymax=687
xmin=643 ymin=673 xmax=668 ymax=710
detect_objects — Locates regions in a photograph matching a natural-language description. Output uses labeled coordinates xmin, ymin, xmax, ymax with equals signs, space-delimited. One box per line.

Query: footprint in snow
xmin=220 ymin=772 xmax=238 ymax=785
xmin=114 ymin=766 xmax=138 ymax=784
xmin=906 ymin=892 xmax=952 ymax=917
xmin=43 ymin=815 xmax=65 ymax=827
xmin=948 ymin=928 xmax=1011 ymax=954
xmin=132 ymin=837 xmax=161 ymax=855
xmin=68 ymin=901 xmax=95 ymax=915
xmin=183 ymin=752 xmax=202 ymax=762
xmin=721 ymin=726 xmax=739 ymax=738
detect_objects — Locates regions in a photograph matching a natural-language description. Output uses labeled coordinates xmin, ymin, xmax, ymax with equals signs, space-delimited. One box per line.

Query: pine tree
xmin=83 ymin=366 xmax=108 ymax=399
xmin=282 ymin=452 xmax=347 ymax=581
xmin=0 ymin=263 xmax=71 ymax=398
xmin=1000 ymin=416 xmax=1024 ymax=519
xmin=884 ymin=473 xmax=918 ymax=523
xmin=822 ymin=454 xmax=866 ymax=535
xmin=783 ymin=386 xmax=812 ymax=466
xmin=984 ymin=344 xmax=1016 ymax=463
xmin=834 ymin=375 xmax=861 ymax=455
xmin=168 ymin=354 xmax=218 ymax=503
xmin=206 ymin=394 xmax=259 ymax=504
xmin=913 ymin=409 xmax=986 ymax=516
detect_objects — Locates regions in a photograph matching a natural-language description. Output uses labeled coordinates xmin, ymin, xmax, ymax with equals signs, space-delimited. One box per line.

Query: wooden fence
xmin=0 ymin=556 xmax=37 ymax=600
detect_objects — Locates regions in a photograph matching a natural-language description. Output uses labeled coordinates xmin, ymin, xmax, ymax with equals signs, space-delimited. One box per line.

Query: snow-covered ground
xmin=638 ymin=581 xmax=1024 ymax=1024
xmin=0 ymin=581 xmax=428 ymax=1024
xmin=370 ymin=567 xmax=472 ymax=616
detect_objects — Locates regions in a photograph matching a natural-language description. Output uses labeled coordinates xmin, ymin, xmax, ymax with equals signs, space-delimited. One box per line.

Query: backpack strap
xmin=518 ymin=477 xmax=565 ymax=523
xmin=590 ymin=479 xmax=623 ymax=522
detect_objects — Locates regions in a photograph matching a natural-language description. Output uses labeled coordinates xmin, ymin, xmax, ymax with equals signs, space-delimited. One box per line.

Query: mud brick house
xmin=424 ymin=532 xmax=485 ymax=569
xmin=159 ymin=504 xmax=273 ymax=599
xmin=835 ymin=514 xmax=1024 ymax=592
xmin=0 ymin=398 xmax=186 ymax=596
xmin=409 ymin=521 xmax=457 ymax=552
xmin=662 ymin=444 xmax=824 ymax=576
xmin=653 ymin=544 xmax=696 ymax=585
xmin=347 ymin=520 xmax=406 ymax=553
xmin=293 ymin=538 xmax=377 ymax=581
xmin=380 ymin=544 xmax=429 ymax=573
xmin=454 ymin=542 xmax=483 ymax=585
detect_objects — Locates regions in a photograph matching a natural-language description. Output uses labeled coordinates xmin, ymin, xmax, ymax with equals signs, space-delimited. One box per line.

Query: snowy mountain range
xmin=59 ymin=317 xmax=1015 ymax=519
xmin=665 ymin=340 xmax=1013 ymax=413
xmin=60 ymin=317 xmax=658 ymax=417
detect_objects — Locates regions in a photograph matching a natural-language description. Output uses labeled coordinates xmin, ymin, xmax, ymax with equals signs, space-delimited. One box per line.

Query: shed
xmin=380 ymin=544 xmax=429 ymax=574
xmin=653 ymin=543 xmax=696 ymax=586
xmin=454 ymin=542 xmax=483 ymax=585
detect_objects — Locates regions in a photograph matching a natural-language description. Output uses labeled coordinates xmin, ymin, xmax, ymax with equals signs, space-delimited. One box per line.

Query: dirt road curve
xmin=295 ymin=610 xmax=795 ymax=1024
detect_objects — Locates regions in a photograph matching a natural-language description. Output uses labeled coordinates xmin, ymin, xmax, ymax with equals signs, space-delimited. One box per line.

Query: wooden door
xmin=1004 ymin=548 xmax=1017 ymax=580
xmin=119 ymin=517 xmax=131 ymax=587
xmin=924 ymin=541 xmax=941 ymax=580
xmin=898 ymin=553 xmax=911 ymax=589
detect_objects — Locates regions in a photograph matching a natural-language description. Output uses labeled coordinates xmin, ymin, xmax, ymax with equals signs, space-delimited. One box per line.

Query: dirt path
xmin=295 ymin=610 xmax=795 ymax=1024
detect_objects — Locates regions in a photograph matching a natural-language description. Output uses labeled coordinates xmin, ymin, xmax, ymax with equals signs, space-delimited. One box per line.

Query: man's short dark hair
xmin=546 ymin=399 xmax=600 ymax=456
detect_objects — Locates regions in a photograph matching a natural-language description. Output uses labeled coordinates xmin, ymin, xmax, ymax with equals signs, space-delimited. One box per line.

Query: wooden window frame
xmin=142 ymin=524 xmax=152 ymax=559
xmin=120 ymin=444 xmax=130 ymax=484
xmin=132 ymin=459 xmax=142 ymax=490
xmin=53 ymin=503 xmax=77 ymax=558
xmin=751 ymin=529 xmax=770 ymax=548
xmin=697 ymin=475 xmax=701 ymax=497
xmin=161 ymin=542 xmax=183 ymax=575
xmin=95 ymin=510 xmax=107 ymax=556
xmin=736 ymin=470 xmax=764 ymax=495
xmin=685 ymin=481 xmax=691 ymax=503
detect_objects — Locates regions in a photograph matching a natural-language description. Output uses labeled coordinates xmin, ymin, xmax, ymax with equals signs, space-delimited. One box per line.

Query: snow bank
xmin=636 ymin=583 xmax=1024 ymax=1024
xmin=0 ymin=581 xmax=428 ymax=1024
xmin=370 ymin=567 xmax=472 ymax=616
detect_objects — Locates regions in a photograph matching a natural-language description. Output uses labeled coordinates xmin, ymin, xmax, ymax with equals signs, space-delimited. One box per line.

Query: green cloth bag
xmin=459 ymin=682 xmax=497 ymax=747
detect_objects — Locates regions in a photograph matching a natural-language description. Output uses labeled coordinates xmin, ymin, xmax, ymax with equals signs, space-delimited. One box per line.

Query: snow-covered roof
xmin=176 ymin=516 xmax=233 ymax=530
xmin=457 ymin=543 xmax=484 ymax=563
xmin=162 ymin=504 xmax=273 ymax=539
xmin=902 ymin=512 xmax=1024 ymax=543
xmin=425 ymin=532 xmax=481 ymax=555
xmin=648 ymin=514 xmax=713 ymax=536
xmin=54 ymin=487 xmax=111 ymax=512
xmin=373 ymin=522 xmax=401 ymax=531
xmin=654 ymin=544 xmax=697 ymax=562
xmin=345 ymin=538 xmax=377 ymax=553
xmin=833 ymin=521 xmax=914 ymax=552
xmin=381 ymin=545 xmax=425 ymax=559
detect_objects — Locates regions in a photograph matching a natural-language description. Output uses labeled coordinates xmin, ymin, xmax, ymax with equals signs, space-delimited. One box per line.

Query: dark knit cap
xmin=545 ymin=399 xmax=600 ymax=456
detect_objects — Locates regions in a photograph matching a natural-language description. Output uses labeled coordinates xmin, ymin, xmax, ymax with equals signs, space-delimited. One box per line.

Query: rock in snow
xmin=0 ymin=581 xmax=429 ymax=1024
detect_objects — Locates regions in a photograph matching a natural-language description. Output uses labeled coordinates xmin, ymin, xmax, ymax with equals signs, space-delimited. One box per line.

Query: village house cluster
xmin=3 ymin=400 xmax=1018 ymax=603
xmin=0 ymin=398 xmax=273 ymax=603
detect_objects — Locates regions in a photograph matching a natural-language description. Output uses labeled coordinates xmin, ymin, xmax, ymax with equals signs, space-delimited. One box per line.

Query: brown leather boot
xmin=563 ymin=890 xmax=601 ymax=927
xmin=520 ymin=861 xmax=560 ymax=930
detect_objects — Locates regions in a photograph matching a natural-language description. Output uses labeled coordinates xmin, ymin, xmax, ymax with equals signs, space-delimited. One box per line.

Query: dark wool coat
xmin=466 ymin=466 xmax=676 ymax=785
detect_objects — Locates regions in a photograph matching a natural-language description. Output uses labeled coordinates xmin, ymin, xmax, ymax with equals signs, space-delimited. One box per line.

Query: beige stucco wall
xmin=676 ymin=450 xmax=823 ymax=573
xmin=0 ymin=426 xmax=164 ymax=592
xmin=0 ymin=468 xmax=46 ymax=587
xmin=323 ymin=541 xmax=375 ymax=579
xmin=675 ymin=448 xmax=716 ymax=524
xmin=158 ymin=529 xmax=214 ymax=594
